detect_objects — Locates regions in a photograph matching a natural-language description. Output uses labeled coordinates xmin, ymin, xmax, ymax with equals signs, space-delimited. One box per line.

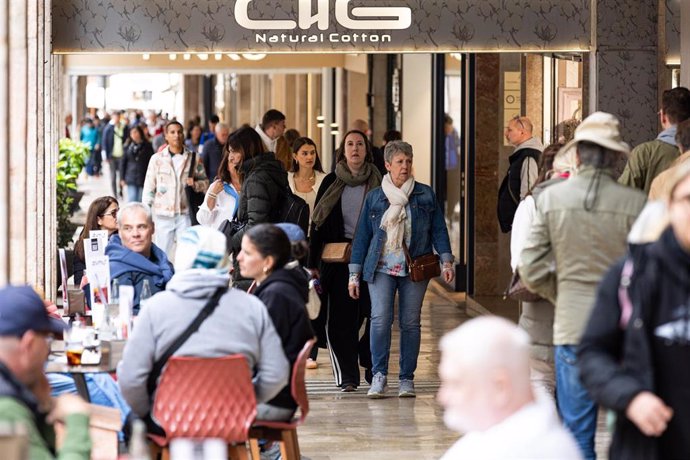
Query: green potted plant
xmin=57 ymin=138 xmax=90 ymax=247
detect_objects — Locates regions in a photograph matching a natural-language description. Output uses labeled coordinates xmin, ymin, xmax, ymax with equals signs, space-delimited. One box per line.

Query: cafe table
xmin=45 ymin=340 xmax=126 ymax=402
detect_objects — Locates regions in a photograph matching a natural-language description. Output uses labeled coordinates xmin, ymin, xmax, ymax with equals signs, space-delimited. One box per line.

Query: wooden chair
xmin=249 ymin=339 xmax=316 ymax=460
xmin=148 ymin=355 xmax=257 ymax=460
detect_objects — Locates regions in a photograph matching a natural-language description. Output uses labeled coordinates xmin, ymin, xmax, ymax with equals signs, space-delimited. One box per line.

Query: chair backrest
xmin=152 ymin=354 xmax=257 ymax=442
xmin=291 ymin=339 xmax=316 ymax=424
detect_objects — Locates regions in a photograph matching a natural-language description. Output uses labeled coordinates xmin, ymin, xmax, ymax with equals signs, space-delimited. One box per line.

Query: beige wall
xmin=402 ymin=54 xmax=432 ymax=185
xmin=0 ymin=0 xmax=57 ymax=295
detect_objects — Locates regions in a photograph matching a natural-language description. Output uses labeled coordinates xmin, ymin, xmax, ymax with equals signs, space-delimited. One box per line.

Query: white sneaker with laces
xmin=367 ymin=372 xmax=387 ymax=399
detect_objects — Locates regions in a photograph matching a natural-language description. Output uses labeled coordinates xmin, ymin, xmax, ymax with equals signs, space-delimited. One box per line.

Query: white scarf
xmin=380 ymin=173 xmax=415 ymax=250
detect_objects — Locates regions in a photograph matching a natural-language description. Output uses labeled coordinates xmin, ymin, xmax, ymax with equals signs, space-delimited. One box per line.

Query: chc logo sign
xmin=234 ymin=0 xmax=412 ymax=31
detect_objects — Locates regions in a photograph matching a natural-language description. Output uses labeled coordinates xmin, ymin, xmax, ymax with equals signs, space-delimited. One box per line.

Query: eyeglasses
xmin=100 ymin=208 xmax=119 ymax=218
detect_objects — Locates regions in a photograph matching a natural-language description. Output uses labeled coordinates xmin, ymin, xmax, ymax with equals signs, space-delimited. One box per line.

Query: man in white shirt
xmin=254 ymin=109 xmax=291 ymax=171
xmin=438 ymin=317 xmax=582 ymax=460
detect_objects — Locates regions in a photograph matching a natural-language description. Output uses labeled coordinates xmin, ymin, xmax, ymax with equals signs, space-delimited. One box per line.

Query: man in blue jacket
xmin=106 ymin=202 xmax=174 ymax=314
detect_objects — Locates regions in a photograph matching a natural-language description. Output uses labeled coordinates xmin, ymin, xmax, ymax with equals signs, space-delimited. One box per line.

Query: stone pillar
xmin=75 ymin=76 xmax=87 ymax=121
xmin=681 ymin=0 xmax=690 ymax=87
xmin=592 ymin=0 xmax=659 ymax=146
xmin=0 ymin=0 xmax=57 ymax=296
xmin=183 ymin=75 xmax=203 ymax=125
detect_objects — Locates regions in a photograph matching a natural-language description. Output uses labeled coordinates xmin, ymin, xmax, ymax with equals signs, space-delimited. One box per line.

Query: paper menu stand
xmin=87 ymin=256 xmax=111 ymax=307
xmin=88 ymin=230 xmax=109 ymax=254
xmin=85 ymin=231 xmax=111 ymax=307
xmin=118 ymin=285 xmax=134 ymax=339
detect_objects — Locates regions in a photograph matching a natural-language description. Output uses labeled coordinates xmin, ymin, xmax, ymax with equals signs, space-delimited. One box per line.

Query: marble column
xmin=681 ymin=0 xmax=690 ymax=87
xmin=592 ymin=0 xmax=659 ymax=146
xmin=183 ymin=75 xmax=203 ymax=125
xmin=0 ymin=0 xmax=57 ymax=296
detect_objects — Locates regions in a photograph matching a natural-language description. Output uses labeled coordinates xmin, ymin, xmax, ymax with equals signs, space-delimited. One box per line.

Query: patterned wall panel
xmin=597 ymin=50 xmax=658 ymax=147
xmin=52 ymin=0 xmax=591 ymax=53
xmin=597 ymin=0 xmax=657 ymax=49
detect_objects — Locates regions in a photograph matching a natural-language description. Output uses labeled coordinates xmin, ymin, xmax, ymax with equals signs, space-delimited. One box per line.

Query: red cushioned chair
xmin=248 ymin=339 xmax=316 ymax=460
xmin=148 ymin=355 xmax=257 ymax=460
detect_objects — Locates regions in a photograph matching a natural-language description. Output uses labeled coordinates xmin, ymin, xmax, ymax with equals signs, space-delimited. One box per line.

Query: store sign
xmin=235 ymin=0 xmax=411 ymax=30
xmin=52 ymin=0 xmax=591 ymax=53
xmin=237 ymin=0 xmax=411 ymax=45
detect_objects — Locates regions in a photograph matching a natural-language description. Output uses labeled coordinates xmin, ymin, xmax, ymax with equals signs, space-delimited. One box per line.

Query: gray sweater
xmin=117 ymin=270 xmax=289 ymax=417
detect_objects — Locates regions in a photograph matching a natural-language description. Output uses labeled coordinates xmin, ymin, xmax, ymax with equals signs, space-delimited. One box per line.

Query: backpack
xmin=272 ymin=186 xmax=309 ymax=235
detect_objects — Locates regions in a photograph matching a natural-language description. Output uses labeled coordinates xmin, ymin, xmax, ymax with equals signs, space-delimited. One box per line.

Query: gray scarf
xmin=311 ymin=161 xmax=381 ymax=227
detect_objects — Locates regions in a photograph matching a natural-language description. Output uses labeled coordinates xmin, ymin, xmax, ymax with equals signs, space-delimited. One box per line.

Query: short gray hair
xmin=384 ymin=140 xmax=413 ymax=164
xmin=216 ymin=122 xmax=230 ymax=134
xmin=118 ymin=202 xmax=153 ymax=227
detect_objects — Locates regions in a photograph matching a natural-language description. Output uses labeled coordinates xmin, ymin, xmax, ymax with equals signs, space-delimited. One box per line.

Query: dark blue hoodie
xmin=105 ymin=235 xmax=174 ymax=313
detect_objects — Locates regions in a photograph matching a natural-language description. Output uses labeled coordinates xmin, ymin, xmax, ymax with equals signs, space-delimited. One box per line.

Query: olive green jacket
xmin=519 ymin=168 xmax=646 ymax=345
xmin=618 ymin=139 xmax=679 ymax=194
xmin=0 ymin=397 xmax=91 ymax=460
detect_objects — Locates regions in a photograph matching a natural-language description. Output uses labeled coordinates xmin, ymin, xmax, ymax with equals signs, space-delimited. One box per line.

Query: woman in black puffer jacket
xmin=120 ymin=125 xmax=153 ymax=202
xmin=227 ymin=127 xmax=288 ymax=290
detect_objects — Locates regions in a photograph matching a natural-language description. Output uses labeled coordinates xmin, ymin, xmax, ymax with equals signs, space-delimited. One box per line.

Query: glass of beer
xmin=65 ymin=340 xmax=84 ymax=366
xmin=65 ymin=325 xmax=85 ymax=366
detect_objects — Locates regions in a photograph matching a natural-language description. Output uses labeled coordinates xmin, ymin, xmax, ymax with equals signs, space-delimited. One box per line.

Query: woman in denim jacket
xmin=349 ymin=140 xmax=455 ymax=398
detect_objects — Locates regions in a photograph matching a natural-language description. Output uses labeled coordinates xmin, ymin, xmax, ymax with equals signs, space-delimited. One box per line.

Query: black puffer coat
xmin=578 ymin=228 xmax=690 ymax=460
xmin=120 ymin=141 xmax=154 ymax=186
xmin=253 ymin=265 xmax=314 ymax=410
xmin=231 ymin=152 xmax=287 ymax=288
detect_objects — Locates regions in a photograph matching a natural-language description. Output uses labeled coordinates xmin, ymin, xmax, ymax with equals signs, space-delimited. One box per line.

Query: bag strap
xmin=146 ymin=287 xmax=227 ymax=396
xmin=401 ymin=240 xmax=413 ymax=267
xmin=618 ymin=258 xmax=634 ymax=329
xmin=351 ymin=184 xmax=368 ymax=241
xmin=187 ymin=150 xmax=196 ymax=179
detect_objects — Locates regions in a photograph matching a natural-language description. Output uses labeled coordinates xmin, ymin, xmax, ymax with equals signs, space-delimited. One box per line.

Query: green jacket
xmin=618 ymin=139 xmax=679 ymax=193
xmin=0 ymin=397 xmax=91 ymax=460
xmin=519 ymin=168 xmax=646 ymax=345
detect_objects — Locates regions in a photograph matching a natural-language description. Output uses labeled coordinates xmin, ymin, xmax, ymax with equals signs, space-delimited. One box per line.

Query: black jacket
xmin=253 ymin=266 xmax=314 ymax=409
xmin=308 ymin=172 xmax=348 ymax=269
xmin=201 ymin=138 xmax=224 ymax=182
xmin=497 ymin=148 xmax=540 ymax=233
xmin=231 ymin=153 xmax=287 ymax=289
xmin=121 ymin=141 xmax=154 ymax=186
xmin=578 ymin=228 xmax=690 ymax=460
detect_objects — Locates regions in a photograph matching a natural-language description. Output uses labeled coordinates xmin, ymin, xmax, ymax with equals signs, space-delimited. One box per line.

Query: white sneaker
xmin=398 ymin=379 xmax=416 ymax=398
xmin=367 ymin=372 xmax=387 ymax=399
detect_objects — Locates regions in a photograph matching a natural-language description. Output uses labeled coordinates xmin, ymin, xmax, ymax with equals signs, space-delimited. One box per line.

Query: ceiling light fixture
xmin=183 ymin=53 xmax=191 ymax=60
xmin=198 ymin=53 xmax=209 ymax=61
xmin=227 ymin=54 xmax=241 ymax=61
xmin=169 ymin=53 xmax=177 ymax=61
xmin=142 ymin=53 xmax=150 ymax=60
xmin=214 ymin=53 xmax=222 ymax=61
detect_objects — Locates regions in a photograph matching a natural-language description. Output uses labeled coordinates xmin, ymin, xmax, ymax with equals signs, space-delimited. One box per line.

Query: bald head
xmin=438 ymin=317 xmax=534 ymax=434
xmin=351 ymin=119 xmax=369 ymax=134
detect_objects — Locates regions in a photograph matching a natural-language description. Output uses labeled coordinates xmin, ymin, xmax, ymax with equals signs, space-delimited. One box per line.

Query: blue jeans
xmin=127 ymin=185 xmax=143 ymax=202
xmin=555 ymin=345 xmax=598 ymax=460
xmin=368 ymin=272 xmax=429 ymax=380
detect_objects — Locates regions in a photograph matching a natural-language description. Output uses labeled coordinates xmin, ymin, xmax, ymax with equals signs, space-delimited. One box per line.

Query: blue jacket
xmin=349 ymin=182 xmax=453 ymax=283
xmin=105 ymin=235 xmax=174 ymax=312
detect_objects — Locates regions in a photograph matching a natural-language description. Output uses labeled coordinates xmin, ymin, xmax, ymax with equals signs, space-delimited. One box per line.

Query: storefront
xmin=4 ymin=0 xmax=681 ymax=297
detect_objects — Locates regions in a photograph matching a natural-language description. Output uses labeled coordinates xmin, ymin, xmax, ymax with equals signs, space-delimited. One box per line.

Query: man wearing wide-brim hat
xmin=518 ymin=112 xmax=647 ymax=460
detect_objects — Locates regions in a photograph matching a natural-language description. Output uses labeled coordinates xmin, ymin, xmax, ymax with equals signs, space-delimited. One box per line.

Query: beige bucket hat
xmin=557 ymin=111 xmax=630 ymax=163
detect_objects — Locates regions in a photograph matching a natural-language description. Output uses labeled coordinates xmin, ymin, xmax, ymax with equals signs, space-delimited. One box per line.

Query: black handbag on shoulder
xmin=185 ymin=151 xmax=205 ymax=226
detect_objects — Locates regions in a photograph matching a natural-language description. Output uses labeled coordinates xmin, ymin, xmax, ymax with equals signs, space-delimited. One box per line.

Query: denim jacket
xmin=349 ymin=182 xmax=453 ymax=283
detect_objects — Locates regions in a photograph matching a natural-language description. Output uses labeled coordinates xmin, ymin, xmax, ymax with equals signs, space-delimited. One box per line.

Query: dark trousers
xmin=321 ymin=262 xmax=371 ymax=387
xmin=110 ymin=157 xmax=122 ymax=197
